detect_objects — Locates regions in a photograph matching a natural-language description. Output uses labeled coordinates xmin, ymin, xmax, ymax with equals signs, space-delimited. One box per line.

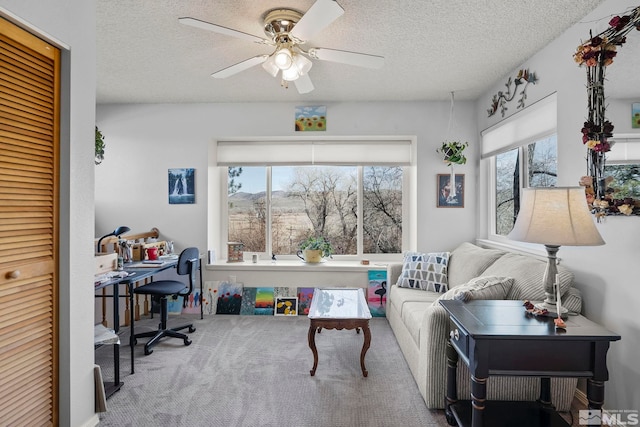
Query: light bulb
xmin=282 ymin=66 xmax=300 ymax=81
xmin=274 ymin=48 xmax=293 ymax=70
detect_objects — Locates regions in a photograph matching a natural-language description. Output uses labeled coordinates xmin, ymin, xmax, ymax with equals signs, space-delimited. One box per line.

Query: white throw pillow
xmin=433 ymin=276 xmax=514 ymax=306
xmin=396 ymin=252 xmax=450 ymax=292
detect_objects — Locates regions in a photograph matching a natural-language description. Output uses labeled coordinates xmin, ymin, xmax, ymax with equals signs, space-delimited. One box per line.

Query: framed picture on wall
xmin=168 ymin=168 xmax=195 ymax=204
xmin=437 ymin=174 xmax=464 ymax=208
xmin=633 ymin=102 xmax=640 ymax=128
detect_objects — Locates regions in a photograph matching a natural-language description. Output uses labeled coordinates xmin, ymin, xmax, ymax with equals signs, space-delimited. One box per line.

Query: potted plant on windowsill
xmin=297 ymin=235 xmax=334 ymax=263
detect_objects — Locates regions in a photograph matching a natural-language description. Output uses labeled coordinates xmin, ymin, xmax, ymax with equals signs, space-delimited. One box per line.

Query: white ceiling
xmin=97 ymin=0 xmax=626 ymax=104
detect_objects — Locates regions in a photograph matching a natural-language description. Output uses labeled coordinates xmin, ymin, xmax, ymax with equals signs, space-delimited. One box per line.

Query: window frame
xmin=212 ymin=136 xmax=416 ymax=262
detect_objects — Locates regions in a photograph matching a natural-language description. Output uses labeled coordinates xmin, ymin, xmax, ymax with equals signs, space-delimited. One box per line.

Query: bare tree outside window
xmin=495 ymin=135 xmax=557 ymax=236
xmin=227 ymin=164 xmax=403 ymax=256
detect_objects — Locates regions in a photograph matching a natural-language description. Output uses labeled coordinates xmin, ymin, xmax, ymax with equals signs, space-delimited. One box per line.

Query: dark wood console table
xmin=440 ymin=300 xmax=620 ymax=427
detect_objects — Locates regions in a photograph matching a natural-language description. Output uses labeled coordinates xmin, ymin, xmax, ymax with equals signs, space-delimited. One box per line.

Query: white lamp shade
xmin=261 ymin=55 xmax=279 ymax=77
xmin=508 ymin=187 xmax=605 ymax=246
xmin=293 ymin=54 xmax=313 ymax=75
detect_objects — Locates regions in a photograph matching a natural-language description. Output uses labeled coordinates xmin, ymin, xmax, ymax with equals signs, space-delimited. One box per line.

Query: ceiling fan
xmin=178 ymin=0 xmax=384 ymax=94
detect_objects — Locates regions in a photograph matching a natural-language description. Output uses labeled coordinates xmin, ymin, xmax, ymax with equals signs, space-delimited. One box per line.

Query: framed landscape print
xmin=437 ymin=174 xmax=464 ymax=208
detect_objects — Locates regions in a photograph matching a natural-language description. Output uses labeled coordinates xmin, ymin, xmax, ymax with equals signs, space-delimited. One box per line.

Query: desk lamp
xmin=96 ymin=226 xmax=131 ymax=253
xmin=508 ymin=187 xmax=604 ymax=315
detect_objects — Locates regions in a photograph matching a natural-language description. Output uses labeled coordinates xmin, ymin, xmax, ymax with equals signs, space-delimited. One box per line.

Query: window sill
xmin=205 ymin=259 xmax=392 ymax=272
xmin=204 ymin=260 xmax=395 ymax=287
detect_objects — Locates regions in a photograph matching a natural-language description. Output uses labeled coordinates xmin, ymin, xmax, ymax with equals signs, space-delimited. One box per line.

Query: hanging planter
xmin=437 ymin=141 xmax=468 ymax=166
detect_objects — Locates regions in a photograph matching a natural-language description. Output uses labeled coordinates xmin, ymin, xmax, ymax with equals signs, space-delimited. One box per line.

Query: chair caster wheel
xmin=189 ymin=326 xmax=196 ymax=333
xmin=184 ymin=338 xmax=192 ymax=346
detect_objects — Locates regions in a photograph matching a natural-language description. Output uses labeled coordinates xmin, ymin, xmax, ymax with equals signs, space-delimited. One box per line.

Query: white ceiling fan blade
xmin=294 ymin=74 xmax=315 ymax=94
xmin=211 ymin=55 xmax=269 ymax=79
xmin=309 ymin=48 xmax=384 ymax=69
xmin=178 ymin=17 xmax=271 ymax=45
xmin=290 ymin=0 xmax=344 ymax=42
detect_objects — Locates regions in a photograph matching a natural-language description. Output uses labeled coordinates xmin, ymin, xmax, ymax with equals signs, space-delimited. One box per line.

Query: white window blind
xmin=216 ymin=137 xmax=413 ymax=166
xmin=607 ymin=134 xmax=640 ymax=163
xmin=481 ymin=92 xmax=557 ymax=158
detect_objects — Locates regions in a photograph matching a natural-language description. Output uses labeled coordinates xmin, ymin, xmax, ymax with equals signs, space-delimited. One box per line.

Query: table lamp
xmin=96 ymin=226 xmax=131 ymax=253
xmin=508 ymin=187 xmax=604 ymax=315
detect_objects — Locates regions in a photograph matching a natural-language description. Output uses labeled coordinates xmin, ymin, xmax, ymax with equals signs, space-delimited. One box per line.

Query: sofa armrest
xmin=387 ymin=263 xmax=403 ymax=289
xmin=418 ymin=304 xmax=450 ymax=409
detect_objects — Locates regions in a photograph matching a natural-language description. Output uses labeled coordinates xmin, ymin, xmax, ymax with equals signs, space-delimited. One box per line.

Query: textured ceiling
xmin=97 ymin=0 xmax=617 ymax=104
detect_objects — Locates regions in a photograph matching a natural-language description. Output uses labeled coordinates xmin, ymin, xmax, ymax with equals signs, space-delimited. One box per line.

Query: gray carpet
xmin=96 ymin=314 xmax=449 ymax=427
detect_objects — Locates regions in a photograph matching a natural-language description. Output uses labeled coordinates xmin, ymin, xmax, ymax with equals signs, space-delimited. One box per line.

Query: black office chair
xmin=133 ymin=247 xmax=199 ymax=355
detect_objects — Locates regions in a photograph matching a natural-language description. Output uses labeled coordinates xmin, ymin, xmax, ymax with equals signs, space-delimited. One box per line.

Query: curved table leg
xmin=308 ymin=320 xmax=318 ymax=376
xmin=360 ymin=321 xmax=371 ymax=377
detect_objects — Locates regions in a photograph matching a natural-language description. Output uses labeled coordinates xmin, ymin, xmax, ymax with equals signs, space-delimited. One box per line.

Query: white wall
xmin=476 ymin=0 xmax=640 ymax=411
xmin=95 ymin=101 xmax=478 ymax=257
xmin=0 ymin=1 xmax=97 ymax=426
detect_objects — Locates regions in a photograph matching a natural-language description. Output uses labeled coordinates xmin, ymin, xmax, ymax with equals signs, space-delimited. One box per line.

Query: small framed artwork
xmin=295 ymin=105 xmax=326 ymax=131
xmin=168 ymin=168 xmax=195 ymax=204
xmin=274 ymin=297 xmax=298 ymax=316
xmin=632 ymin=103 xmax=640 ymax=128
xmin=437 ymin=174 xmax=465 ymax=208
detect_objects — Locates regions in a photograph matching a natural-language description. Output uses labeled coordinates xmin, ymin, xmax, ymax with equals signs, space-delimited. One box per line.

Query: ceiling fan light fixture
xmin=274 ymin=47 xmax=293 ymax=70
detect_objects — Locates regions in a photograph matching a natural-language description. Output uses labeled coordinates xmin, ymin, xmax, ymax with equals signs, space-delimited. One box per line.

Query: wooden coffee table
xmin=307 ymin=288 xmax=372 ymax=377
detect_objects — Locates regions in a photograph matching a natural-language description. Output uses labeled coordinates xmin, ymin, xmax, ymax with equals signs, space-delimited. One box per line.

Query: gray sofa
xmin=386 ymin=242 xmax=582 ymax=410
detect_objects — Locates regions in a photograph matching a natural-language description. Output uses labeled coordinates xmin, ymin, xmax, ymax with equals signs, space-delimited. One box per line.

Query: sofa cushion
xmin=401 ymin=301 xmax=435 ymax=346
xmin=447 ymin=243 xmax=505 ymax=287
xmin=481 ymin=252 xmax=574 ymax=301
xmin=432 ymin=276 xmax=514 ymax=306
xmin=396 ymin=252 xmax=450 ymax=292
xmin=389 ymin=285 xmax=441 ymax=317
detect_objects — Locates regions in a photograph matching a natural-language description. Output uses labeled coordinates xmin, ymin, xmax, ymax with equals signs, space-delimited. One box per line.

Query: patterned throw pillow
xmin=396 ymin=252 xmax=450 ymax=292
xmin=433 ymin=276 xmax=514 ymax=306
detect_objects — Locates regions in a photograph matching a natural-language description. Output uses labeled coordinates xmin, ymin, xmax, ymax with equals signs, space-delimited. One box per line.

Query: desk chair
xmin=133 ymin=247 xmax=199 ymax=355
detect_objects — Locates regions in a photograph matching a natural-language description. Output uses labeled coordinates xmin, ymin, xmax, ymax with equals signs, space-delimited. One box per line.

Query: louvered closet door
xmin=0 ymin=17 xmax=60 ymax=426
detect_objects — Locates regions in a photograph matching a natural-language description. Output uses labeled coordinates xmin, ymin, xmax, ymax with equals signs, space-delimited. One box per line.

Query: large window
xmin=217 ymin=138 xmax=413 ymax=258
xmin=228 ymin=165 xmax=403 ymax=256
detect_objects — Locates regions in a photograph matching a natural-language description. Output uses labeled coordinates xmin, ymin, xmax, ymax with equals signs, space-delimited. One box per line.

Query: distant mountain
xmin=229 ymin=190 xmax=288 ymax=201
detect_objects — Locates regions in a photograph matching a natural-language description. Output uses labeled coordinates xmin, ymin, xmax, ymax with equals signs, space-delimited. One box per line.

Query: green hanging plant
xmin=437 ymin=141 xmax=468 ymax=166
xmin=95 ymin=126 xmax=105 ymax=165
